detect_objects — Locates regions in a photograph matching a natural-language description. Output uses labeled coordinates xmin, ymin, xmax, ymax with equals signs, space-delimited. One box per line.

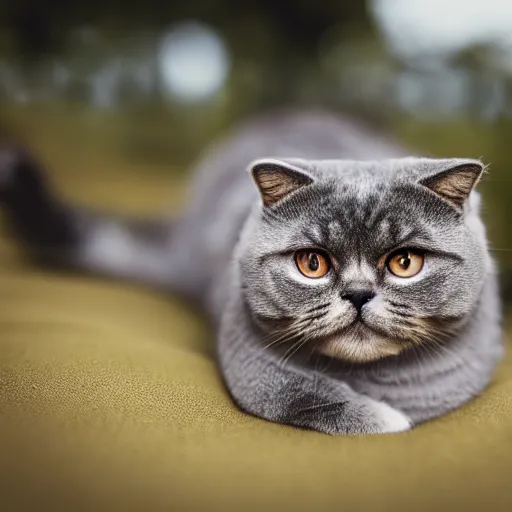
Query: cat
xmin=0 ymin=110 xmax=503 ymax=434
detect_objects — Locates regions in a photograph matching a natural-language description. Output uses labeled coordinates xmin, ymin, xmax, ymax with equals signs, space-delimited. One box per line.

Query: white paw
xmin=371 ymin=401 xmax=411 ymax=433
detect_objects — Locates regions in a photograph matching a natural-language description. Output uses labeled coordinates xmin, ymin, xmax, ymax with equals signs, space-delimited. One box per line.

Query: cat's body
xmin=0 ymin=110 xmax=503 ymax=434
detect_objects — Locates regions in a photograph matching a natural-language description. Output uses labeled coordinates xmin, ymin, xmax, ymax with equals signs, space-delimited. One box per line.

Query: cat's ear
xmin=418 ymin=160 xmax=485 ymax=211
xmin=249 ymin=159 xmax=314 ymax=207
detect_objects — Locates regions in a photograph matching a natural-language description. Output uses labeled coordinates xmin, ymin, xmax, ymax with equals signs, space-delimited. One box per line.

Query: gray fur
xmin=0 ymin=109 xmax=503 ymax=434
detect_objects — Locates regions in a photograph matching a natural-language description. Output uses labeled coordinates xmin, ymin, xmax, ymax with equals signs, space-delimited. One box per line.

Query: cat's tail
xmin=0 ymin=144 xmax=180 ymax=291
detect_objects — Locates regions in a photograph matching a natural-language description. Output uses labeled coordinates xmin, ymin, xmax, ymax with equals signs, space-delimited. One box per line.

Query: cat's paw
xmin=368 ymin=400 xmax=411 ymax=434
xmin=279 ymin=391 xmax=411 ymax=435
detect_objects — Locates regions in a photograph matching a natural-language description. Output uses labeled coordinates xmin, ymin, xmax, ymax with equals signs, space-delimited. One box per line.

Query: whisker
xmin=277 ymin=337 xmax=304 ymax=368
xmin=308 ymin=311 xmax=328 ymax=321
xmin=304 ymin=303 xmax=331 ymax=314
xmin=388 ymin=300 xmax=412 ymax=310
xmin=280 ymin=337 xmax=310 ymax=369
xmin=306 ymin=344 xmax=318 ymax=367
xmin=388 ymin=308 xmax=413 ymax=318
xmin=260 ymin=333 xmax=295 ymax=352
xmin=259 ymin=321 xmax=309 ymax=350
xmin=314 ymin=351 xmax=334 ymax=373
xmin=258 ymin=310 xmax=328 ymax=353
xmin=259 ymin=323 xmax=298 ymax=343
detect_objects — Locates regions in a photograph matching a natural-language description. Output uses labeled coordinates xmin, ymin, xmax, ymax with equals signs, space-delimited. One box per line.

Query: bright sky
xmin=158 ymin=22 xmax=230 ymax=102
xmin=371 ymin=0 xmax=512 ymax=58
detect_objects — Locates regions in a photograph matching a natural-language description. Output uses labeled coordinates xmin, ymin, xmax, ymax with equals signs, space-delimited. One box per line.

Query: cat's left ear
xmin=418 ymin=160 xmax=486 ymax=212
xmin=249 ymin=158 xmax=314 ymax=207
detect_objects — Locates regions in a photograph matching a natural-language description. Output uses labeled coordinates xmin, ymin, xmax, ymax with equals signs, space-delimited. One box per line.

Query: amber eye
xmin=295 ymin=250 xmax=330 ymax=279
xmin=386 ymin=250 xmax=425 ymax=278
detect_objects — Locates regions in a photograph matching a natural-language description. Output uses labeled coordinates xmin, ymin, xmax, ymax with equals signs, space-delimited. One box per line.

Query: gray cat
xmin=0 ymin=110 xmax=503 ymax=434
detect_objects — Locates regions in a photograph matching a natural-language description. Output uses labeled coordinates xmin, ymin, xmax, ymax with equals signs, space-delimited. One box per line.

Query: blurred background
xmin=0 ymin=0 xmax=511 ymax=313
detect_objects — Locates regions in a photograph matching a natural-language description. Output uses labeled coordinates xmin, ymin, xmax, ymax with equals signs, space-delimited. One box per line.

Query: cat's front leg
xmin=218 ymin=315 xmax=411 ymax=435
xmin=277 ymin=384 xmax=412 ymax=435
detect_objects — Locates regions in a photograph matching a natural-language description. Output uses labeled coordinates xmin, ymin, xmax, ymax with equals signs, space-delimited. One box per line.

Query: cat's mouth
xmin=316 ymin=319 xmax=404 ymax=363
xmin=342 ymin=317 xmax=380 ymax=336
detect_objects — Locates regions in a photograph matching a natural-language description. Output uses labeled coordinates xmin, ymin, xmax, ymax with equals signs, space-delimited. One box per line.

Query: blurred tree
xmin=2 ymin=0 xmax=369 ymax=59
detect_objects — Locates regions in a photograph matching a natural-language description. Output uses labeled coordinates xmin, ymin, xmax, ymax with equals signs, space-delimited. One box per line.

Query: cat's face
xmin=240 ymin=157 xmax=489 ymax=363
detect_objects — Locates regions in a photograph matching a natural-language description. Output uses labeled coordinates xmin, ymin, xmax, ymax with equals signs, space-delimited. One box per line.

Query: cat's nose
xmin=341 ymin=290 xmax=375 ymax=313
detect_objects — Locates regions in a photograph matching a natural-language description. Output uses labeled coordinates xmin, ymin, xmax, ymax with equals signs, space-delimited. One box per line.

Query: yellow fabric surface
xmin=0 ymin=168 xmax=511 ymax=511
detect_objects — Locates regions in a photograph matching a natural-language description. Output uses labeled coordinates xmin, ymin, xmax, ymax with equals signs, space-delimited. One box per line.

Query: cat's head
xmin=239 ymin=157 xmax=490 ymax=363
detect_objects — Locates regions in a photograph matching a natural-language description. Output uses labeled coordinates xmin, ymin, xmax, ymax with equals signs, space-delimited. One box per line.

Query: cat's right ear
xmin=248 ymin=159 xmax=314 ymax=207
xmin=418 ymin=160 xmax=485 ymax=212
